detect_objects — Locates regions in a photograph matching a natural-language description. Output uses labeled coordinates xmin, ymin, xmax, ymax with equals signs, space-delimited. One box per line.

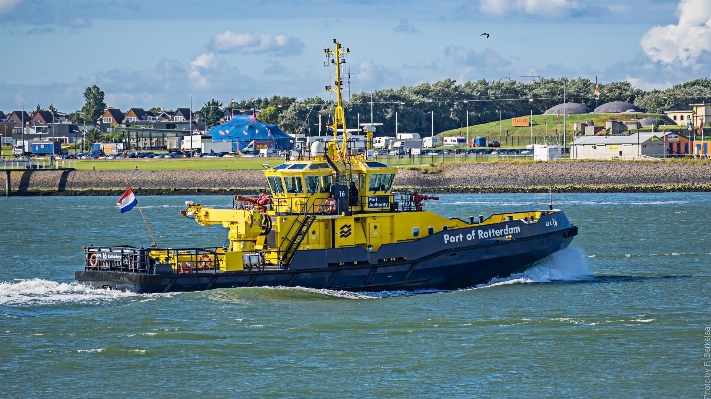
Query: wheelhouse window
xmin=368 ymin=173 xmax=395 ymax=193
xmin=321 ymin=175 xmax=332 ymax=193
xmin=305 ymin=175 xmax=320 ymax=194
xmin=284 ymin=176 xmax=303 ymax=194
xmin=308 ymin=163 xmax=330 ymax=170
xmin=267 ymin=176 xmax=284 ymax=195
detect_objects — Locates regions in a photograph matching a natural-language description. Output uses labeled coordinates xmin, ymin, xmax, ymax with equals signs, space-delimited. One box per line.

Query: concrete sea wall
xmin=3 ymin=161 xmax=711 ymax=196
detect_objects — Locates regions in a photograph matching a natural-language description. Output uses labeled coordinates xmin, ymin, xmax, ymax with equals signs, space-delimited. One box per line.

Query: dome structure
xmin=543 ymin=102 xmax=591 ymax=115
xmin=638 ymin=116 xmax=669 ymax=127
xmin=593 ymin=101 xmax=643 ymax=113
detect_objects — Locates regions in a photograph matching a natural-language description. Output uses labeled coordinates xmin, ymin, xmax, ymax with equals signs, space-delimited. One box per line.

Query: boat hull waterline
xmin=76 ymin=217 xmax=578 ymax=293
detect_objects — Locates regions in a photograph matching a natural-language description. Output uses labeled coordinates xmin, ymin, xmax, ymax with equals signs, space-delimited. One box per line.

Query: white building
xmin=533 ymin=144 xmax=561 ymax=161
xmin=570 ymin=133 xmax=666 ymax=160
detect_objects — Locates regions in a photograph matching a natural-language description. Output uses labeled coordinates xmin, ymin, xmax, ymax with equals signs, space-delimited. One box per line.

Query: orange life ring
xmin=199 ymin=254 xmax=212 ymax=270
xmin=323 ymin=198 xmax=337 ymax=214
xmin=179 ymin=262 xmax=193 ymax=274
xmin=89 ymin=253 xmax=98 ymax=268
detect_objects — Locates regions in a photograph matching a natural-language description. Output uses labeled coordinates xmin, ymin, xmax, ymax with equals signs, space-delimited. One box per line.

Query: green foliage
xmin=277 ymin=97 xmax=327 ymax=135
xmin=102 ymin=130 xmax=128 ymax=143
xmin=257 ymin=106 xmax=279 ymax=124
xmin=84 ymin=128 xmax=102 ymax=145
xmin=81 ymin=85 xmax=107 ymax=124
xmin=68 ymin=111 xmax=83 ymax=123
xmin=634 ymin=78 xmax=711 ymax=114
xmin=197 ymin=99 xmax=223 ymax=128
xmin=268 ymin=77 xmax=649 ymax=136
xmin=148 ymin=107 xmax=164 ymax=116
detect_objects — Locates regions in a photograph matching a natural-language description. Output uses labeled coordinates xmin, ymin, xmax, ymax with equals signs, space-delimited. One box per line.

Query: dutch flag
xmin=117 ymin=187 xmax=138 ymax=213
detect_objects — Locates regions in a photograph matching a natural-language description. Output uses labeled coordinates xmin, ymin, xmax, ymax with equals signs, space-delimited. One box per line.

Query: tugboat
xmin=76 ymin=40 xmax=578 ymax=293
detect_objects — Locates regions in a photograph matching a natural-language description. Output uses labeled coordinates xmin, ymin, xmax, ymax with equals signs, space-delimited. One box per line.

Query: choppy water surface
xmin=1 ymin=193 xmax=709 ymax=398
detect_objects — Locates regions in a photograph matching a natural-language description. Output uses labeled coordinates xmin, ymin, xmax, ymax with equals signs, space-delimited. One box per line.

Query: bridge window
xmin=267 ymin=176 xmax=284 ymax=195
xmin=305 ymin=175 xmax=320 ymax=194
xmin=321 ymin=175 xmax=332 ymax=193
xmin=308 ymin=163 xmax=330 ymax=169
xmin=284 ymin=176 xmax=303 ymax=194
xmin=368 ymin=173 xmax=395 ymax=193
xmin=274 ymin=163 xmax=292 ymax=170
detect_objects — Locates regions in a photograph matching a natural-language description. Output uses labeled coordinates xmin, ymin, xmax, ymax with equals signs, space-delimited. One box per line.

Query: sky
xmin=1 ymin=0 xmax=710 ymax=113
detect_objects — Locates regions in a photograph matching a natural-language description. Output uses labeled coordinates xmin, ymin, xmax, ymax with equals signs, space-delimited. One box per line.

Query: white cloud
xmin=640 ymin=0 xmax=711 ymax=67
xmin=354 ymin=59 xmax=402 ymax=90
xmin=189 ymin=53 xmax=223 ymax=90
xmin=188 ymin=52 xmax=257 ymax=97
xmin=67 ymin=17 xmax=90 ymax=28
xmin=0 ymin=0 xmax=23 ymax=15
xmin=209 ymin=31 xmax=304 ymax=56
xmin=394 ymin=18 xmax=419 ymax=34
xmin=444 ymin=46 xmax=511 ymax=68
xmin=478 ymin=0 xmax=579 ymax=17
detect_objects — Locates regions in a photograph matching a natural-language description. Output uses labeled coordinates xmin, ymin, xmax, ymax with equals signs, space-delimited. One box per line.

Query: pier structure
xmin=1 ymin=160 xmax=75 ymax=197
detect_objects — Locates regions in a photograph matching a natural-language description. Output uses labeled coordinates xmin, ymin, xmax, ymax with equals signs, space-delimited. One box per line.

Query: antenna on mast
xmin=324 ymin=39 xmax=349 ymax=159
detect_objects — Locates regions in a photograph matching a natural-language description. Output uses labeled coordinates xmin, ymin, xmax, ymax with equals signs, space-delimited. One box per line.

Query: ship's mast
xmin=325 ymin=39 xmax=349 ymax=159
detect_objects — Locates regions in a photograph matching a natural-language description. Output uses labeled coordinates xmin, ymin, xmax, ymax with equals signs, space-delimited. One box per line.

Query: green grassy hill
xmin=440 ymin=113 xmax=679 ymax=147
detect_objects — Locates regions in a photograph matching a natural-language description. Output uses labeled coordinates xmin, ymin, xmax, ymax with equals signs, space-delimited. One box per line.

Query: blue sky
xmin=1 ymin=0 xmax=709 ymax=113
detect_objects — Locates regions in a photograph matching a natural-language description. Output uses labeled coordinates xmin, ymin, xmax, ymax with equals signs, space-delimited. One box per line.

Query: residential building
xmin=665 ymin=110 xmax=693 ymax=126
xmin=124 ymin=108 xmax=156 ymax=123
xmin=6 ymin=110 xmax=30 ymax=127
xmin=172 ymin=108 xmax=192 ymax=122
xmin=691 ymin=103 xmax=711 ymax=129
xmin=100 ymin=108 xmax=125 ymax=127
xmin=30 ymin=110 xmax=55 ymax=125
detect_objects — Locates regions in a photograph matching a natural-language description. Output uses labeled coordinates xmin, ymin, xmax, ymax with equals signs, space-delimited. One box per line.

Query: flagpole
xmin=128 ymin=184 xmax=158 ymax=247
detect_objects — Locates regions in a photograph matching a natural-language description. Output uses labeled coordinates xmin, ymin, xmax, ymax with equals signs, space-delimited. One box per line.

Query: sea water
xmin=0 ymin=193 xmax=709 ymax=398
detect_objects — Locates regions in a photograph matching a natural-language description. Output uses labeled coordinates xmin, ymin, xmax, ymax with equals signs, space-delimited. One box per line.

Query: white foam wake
xmin=0 ymin=278 xmax=142 ymax=306
xmin=475 ymin=247 xmax=591 ymax=289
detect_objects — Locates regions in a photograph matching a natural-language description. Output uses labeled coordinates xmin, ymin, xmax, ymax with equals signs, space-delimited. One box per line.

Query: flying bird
xmin=481 ymin=33 xmax=489 ymax=38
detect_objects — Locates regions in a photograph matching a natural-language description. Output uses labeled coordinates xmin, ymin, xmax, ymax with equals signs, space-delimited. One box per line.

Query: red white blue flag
xmin=117 ymin=187 xmax=138 ymax=213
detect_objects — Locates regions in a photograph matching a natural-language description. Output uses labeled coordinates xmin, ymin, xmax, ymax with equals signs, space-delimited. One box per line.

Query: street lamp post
xmin=190 ymin=94 xmax=193 ymax=156
xmin=529 ymin=98 xmax=534 ymax=146
xmin=395 ymin=111 xmax=398 ymax=136
xmin=21 ymin=99 xmax=24 ymax=156
xmin=370 ymin=93 xmax=374 ymax=124
xmin=498 ymin=109 xmax=502 ymax=144
xmin=563 ymin=83 xmax=567 ymax=154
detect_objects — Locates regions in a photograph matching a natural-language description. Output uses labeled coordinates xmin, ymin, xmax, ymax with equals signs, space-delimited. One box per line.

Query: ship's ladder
xmin=279 ymin=209 xmax=317 ymax=268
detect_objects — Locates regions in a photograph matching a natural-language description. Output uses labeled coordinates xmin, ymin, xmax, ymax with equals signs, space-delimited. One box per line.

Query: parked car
xmin=488 ymin=141 xmax=501 ymax=148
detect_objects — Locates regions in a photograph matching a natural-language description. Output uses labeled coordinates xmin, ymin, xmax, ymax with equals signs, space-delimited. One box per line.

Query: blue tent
xmin=206 ymin=114 xmax=293 ymax=152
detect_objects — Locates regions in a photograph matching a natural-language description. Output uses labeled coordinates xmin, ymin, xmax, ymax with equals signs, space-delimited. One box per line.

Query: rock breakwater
xmin=3 ymin=161 xmax=711 ymax=196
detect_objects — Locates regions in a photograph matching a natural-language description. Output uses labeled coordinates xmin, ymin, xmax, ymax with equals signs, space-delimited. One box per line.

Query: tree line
xmin=63 ymin=78 xmax=711 ymax=144
xmin=199 ymin=77 xmax=711 ymax=136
